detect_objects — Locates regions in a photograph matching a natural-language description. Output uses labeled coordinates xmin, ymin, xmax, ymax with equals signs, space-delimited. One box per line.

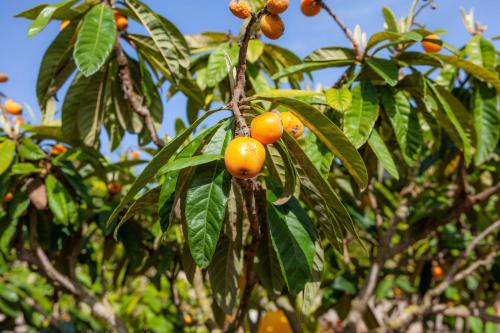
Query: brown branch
xmin=23 ymin=207 xmax=128 ymax=333
xmin=316 ymin=1 xmax=363 ymax=61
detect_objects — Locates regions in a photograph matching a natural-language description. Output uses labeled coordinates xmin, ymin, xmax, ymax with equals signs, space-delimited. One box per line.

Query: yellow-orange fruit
xmin=258 ymin=310 xmax=293 ymax=333
xmin=114 ymin=13 xmax=128 ymax=31
xmin=3 ymin=192 xmax=14 ymax=203
xmin=51 ymin=144 xmax=68 ymax=155
xmin=129 ymin=151 xmax=140 ymax=160
xmin=267 ymin=0 xmax=289 ymax=14
xmin=60 ymin=20 xmax=71 ymax=30
xmin=0 ymin=73 xmax=8 ymax=83
xmin=432 ymin=265 xmax=444 ymax=278
xmin=300 ymin=0 xmax=321 ymax=16
xmin=260 ymin=14 xmax=285 ymax=40
xmin=229 ymin=1 xmax=252 ymax=19
xmin=421 ymin=34 xmax=442 ymax=53
xmin=251 ymin=112 xmax=283 ymax=145
xmin=183 ymin=314 xmax=193 ymax=325
xmin=224 ymin=137 xmax=266 ymax=179
xmin=279 ymin=112 xmax=304 ymax=138
xmin=4 ymin=99 xmax=22 ymax=115
xmin=225 ymin=314 xmax=233 ymax=322
xmin=393 ymin=287 xmax=404 ymax=297
xmin=107 ymin=182 xmax=122 ymax=194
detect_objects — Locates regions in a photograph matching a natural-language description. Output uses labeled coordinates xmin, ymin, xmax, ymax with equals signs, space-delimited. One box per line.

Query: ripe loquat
xmin=432 ymin=265 xmax=444 ymax=278
xmin=258 ymin=310 xmax=293 ymax=333
xmin=251 ymin=112 xmax=283 ymax=145
xmin=129 ymin=150 xmax=140 ymax=160
xmin=51 ymin=144 xmax=68 ymax=155
xmin=4 ymin=99 xmax=22 ymax=115
xmin=183 ymin=314 xmax=193 ymax=325
xmin=421 ymin=34 xmax=442 ymax=53
xmin=60 ymin=20 xmax=71 ymax=30
xmin=114 ymin=13 xmax=129 ymax=31
xmin=267 ymin=0 xmax=289 ymax=14
xmin=300 ymin=0 xmax=321 ymax=17
xmin=224 ymin=137 xmax=266 ymax=179
xmin=0 ymin=73 xmax=8 ymax=83
xmin=260 ymin=13 xmax=285 ymax=40
xmin=279 ymin=112 xmax=304 ymax=138
xmin=3 ymin=192 xmax=14 ymax=203
xmin=107 ymin=181 xmax=122 ymax=194
xmin=229 ymin=0 xmax=252 ymax=19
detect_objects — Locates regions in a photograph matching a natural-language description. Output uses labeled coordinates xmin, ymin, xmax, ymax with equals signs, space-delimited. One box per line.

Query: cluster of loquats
xmin=224 ymin=111 xmax=304 ymax=179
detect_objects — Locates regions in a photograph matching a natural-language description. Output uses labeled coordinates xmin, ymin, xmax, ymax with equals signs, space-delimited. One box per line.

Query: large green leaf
xmin=36 ymin=23 xmax=76 ymax=108
xmin=186 ymin=123 xmax=232 ymax=268
xmin=382 ymin=7 xmax=399 ymax=33
xmin=465 ymin=35 xmax=496 ymax=72
xmin=0 ymin=192 xmax=29 ymax=257
xmin=368 ymin=129 xmax=399 ymax=179
xmin=324 ymin=86 xmax=352 ymax=113
xmin=473 ymin=83 xmax=500 ymax=165
xmin=381 ymin=88 xmax=421 ymax=166
xmin=158 ymin=154 xmax=223 ymax=175
xmin=305 ymin=47 xmax=356 ymax=62
xmin=45 ymin=175 xmax=77 ymax=225
xmin=107 ymin=108 xmax=226 ymax=229
xmin=271 ymin=61 xmax=350 ymax=80
xmin=366 ymin=58 xmax=398 ymax=86
xmin=62 ymin=69 xmax=107 ymax=146
xmin=18 ymin=139 xmax=46 ymax=161
xmin=125 ymin=0 xmax=190 ymax=82
xmin=73 ymin=3 xmax=116 ymax=77
xmin=27 ymin=0 xmax=78 ymax=38
xmin=343 ymin=82 xmax=379 ymax=149
xmin=0 ymin=140 xmax=16 ymax=176
xmin=267 ymin=141 xmax=298 ymax=205
xmin=267 ymin=195 xmax=315 ymax=295
xmin=206 ymin=42 xmax=239 ymax=88
xmin=254 ymin=96 xmax=368 ymax=190
xmin=365 ymin=31 xmax=401 ymax=51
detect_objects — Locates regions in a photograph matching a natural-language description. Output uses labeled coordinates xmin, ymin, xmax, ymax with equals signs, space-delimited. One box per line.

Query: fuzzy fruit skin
xmin=421 ymin=34 xmax=442 ymax=53
xmin=267 ymin=0 xmax=289 ymax=14
xmin=280 ymin=112 xmax=304 ymax=138
xmin=114 ymin=13 xmax=128 ymax=31
xmin=60 ymin=20 xmax=71 ymax=30
xmin=301 ymin=0 xmax=321 ymax=16
xmin=229 ymin=1 xmax=252 ymax=19
xmin=4 ymin=99 xmax=22 ymax=115
xmin=251 ymin=112 xmax=283 ymax=144
xmin=3 ymin=192 xmax=14 ymax=204
xmin=129 ymin=151 xmax=140 ymax=160
xmin=260 ymin=14 xmax=285 ymax=40
xmin=224 ymin=137 xmax=266 ymax=179
xmin=107 ymin=182 xmax=122 ymax=194
xmin=51 ymin=144 xmax=68 ymax=155
xmin=0 ymin=73 xmax=8 ymax=83
xmin=258 ymin=310 xmax=293 ymax=333
xmin=432 ymin=266 xmax=444 ymax=278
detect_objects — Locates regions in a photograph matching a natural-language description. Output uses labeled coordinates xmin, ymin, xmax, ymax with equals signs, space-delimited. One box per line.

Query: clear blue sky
xmin=0 ymin=0 xmax=498 ymax=156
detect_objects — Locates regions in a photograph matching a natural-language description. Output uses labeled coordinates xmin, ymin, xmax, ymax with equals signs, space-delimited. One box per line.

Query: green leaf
xmin=115 ymin=187 xmax=160 ymax=234
xmin=267 ymin=196 xmax=315 ymax=295
xmin=206 ymin=43 xmax=239 ymax=88
xmin=247 ymin=40 xmax=264 ymax=63
xmin=73 ymin=3 xmax=116 ymax=77
xmin=396 ymin=52 xmax=443 ymax=67
xmin=45 ymin=174 xmax=77 ymax=225
xmin=432 ymin=54 xmax=500 ymax=93
xmin=282 ymin=131 xmax=360 ymax=246
xmin=0 ymin=192 xmax=29 ymax=258
xmin=125 ymin=0 xmax=190 ymax=82
xmin=381 ymin=88 xmax=421 ymax=166
xmin=382 ymin=7 xmax=399 ymax=33
xmin=62 ymin=69 xmax=107 ymax=146
xmin=268 ymin=141 xmax=297 ymax=205
xmin=0 ymin=140 xmax=16 ymax=176
xmin=18 ymin=139 xmax=46 ymax=160
xmin=158 ymin=154 xmax=224 ymax=175
xmin=254 ymin=96 xmax=368 ymax=190
xmin=305 ymin=47 xmax=356 ymax=62
xmin=257 ymin=218 xmax=286 ymax=296
xmin=325 ymin=86 xmax=352 ymax=112
xmin=271 ymin=62 xmax=349 ymax=80
xmin=186 ymin=124 xmax=232 ymax=268
xmin=368 ymin=129 xmax=399 ymax=179
xmin=107 ymin=108 xmax=226 ymax=231
xmin=473 ymin=83 xmax=500 ymax=165
xmin=27 ymin=125 xmax=64 ymax=142
xmin=343 ymin=82 xmax=379 ymax=148
xmin=366 ymin=58 xmax=398 ymax=86
xmin=27 ymin=0 xmax=77 ymax=38
xmin=365 ymin=31 xmax=401 ymax=51
xmin=300 ymin=243 xmax=323 ymax=315
xmin=11 ymin=163 xmax=43 ymax=175
xmin=36 ymin=23 xmax=76 ymax=108
xmin=465 ymin=35 xmax=496 ymax=72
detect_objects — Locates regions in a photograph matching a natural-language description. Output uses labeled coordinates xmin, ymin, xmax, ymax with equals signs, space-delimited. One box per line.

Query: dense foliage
xmin=0 ymin=0 xmax=499 ymax=332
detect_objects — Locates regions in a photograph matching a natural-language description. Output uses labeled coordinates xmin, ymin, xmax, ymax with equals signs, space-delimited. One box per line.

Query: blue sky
xmin=0 ymin=0 xmax=498 ymax=156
